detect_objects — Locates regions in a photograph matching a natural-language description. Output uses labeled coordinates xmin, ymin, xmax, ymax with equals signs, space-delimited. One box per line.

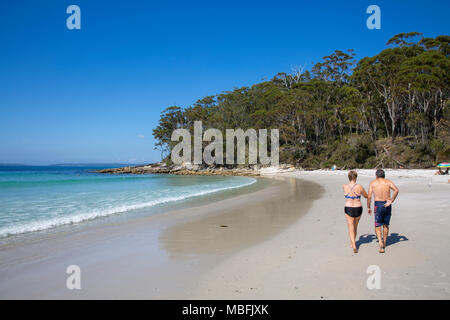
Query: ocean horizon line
xmin=0 ymin=162 xmax=154 ymax=167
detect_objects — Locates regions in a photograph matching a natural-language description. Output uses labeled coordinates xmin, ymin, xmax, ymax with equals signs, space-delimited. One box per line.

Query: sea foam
xmin=0 ymin=176 xmax=255 ymax=238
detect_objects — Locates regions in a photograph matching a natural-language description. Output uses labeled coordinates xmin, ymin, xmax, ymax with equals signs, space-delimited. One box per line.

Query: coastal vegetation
xmin=153 ymin=32 xmax=450 ymax=169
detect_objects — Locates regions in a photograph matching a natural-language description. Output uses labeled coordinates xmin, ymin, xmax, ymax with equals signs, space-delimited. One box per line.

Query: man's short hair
xmin=376 ymin=169 xmax=385 ymax=178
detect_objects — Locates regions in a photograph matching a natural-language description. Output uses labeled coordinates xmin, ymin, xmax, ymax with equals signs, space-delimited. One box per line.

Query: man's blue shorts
xmin=374 ymin=201 xmax=391 ymax=227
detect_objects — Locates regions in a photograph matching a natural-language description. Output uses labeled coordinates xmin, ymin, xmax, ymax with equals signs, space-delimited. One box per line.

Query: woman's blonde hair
xmin=348 ymin=170 xmax=358 ymax=181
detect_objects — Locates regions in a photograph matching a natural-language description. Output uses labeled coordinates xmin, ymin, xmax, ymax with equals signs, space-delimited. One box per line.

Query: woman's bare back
xmin=343 ymin=183 xmax=368 ymax=207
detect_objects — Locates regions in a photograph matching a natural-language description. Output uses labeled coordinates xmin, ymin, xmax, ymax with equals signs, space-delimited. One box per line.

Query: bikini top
xmin=345 ymin=184 xmax=361 ymax=199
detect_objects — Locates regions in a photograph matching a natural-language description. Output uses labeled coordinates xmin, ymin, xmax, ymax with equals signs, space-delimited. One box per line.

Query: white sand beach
xmin=193 ymin=169 xmax=450 ymax=299
xmin=0 ymin=169 xmax=449 ymax=299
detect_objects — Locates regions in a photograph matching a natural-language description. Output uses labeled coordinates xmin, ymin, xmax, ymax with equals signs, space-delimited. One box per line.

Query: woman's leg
xmin=345 ymin=214 xmax=357 ymax=251
xmin=353 ymin=215 xmax=361 ymax=246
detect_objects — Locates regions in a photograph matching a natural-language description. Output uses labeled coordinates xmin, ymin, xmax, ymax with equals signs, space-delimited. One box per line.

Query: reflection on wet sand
xmin=160 ymin=177 xmax=323 ymax=258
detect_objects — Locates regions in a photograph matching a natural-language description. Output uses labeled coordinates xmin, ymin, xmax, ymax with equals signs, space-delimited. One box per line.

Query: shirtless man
xmin=367 ymin=169 xmax=399 ymax=253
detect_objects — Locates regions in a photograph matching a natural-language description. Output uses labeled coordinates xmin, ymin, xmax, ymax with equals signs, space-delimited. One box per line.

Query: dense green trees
xmin=153 ymin=33 xmax=449 ymax=169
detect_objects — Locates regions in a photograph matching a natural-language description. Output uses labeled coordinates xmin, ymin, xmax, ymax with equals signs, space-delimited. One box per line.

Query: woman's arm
xmin=367 ymin=182 xmax=373 ymax=215
xmin=360 ymin=185 xmax=368 ymax=199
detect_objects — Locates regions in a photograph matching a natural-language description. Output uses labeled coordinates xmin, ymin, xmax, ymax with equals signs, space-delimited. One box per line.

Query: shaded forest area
xmin=153 ymin=32 xmax=449 ymax=169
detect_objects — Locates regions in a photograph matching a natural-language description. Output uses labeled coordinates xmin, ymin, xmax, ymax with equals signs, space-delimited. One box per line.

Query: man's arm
xmin=384 ymin=180 xmax=399 ymax=207
xmin=367 ymin=182 xmax=373 ymax=215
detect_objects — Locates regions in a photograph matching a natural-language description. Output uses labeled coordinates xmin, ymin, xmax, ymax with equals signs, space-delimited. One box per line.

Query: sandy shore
xmin=193 ymin=170 xmax=450 ymax=299
xmin=0 ymin=177 xmax=321 ymax=299
xmin=1 ymin=170 xmax=449 ymax=299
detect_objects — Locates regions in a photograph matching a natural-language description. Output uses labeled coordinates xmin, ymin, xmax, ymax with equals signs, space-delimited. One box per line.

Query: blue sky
xmin=0 ymin=0 xmax=449 ymax=164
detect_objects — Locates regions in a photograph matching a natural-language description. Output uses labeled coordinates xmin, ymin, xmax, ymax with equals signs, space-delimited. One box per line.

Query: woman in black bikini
xmin=343 ymin=170 xmax=368 ymax=253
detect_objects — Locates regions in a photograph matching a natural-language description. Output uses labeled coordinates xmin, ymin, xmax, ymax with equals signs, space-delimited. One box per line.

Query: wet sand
xmin=0 ymin=177 xmax=322 ymax=299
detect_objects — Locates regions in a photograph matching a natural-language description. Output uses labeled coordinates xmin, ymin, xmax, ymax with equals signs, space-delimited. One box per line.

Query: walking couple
xmin=343 ymin=169 xmax=399 ymax=254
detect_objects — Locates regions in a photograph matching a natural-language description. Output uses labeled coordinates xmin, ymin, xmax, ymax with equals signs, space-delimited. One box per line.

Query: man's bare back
xmin=368 ymin=177 xmax=399 ymax=213
xmin=370 ymin=178 xmax=398 ymax=201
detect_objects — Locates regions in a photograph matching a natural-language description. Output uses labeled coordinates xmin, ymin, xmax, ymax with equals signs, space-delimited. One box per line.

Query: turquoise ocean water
xmin=0 ymin=166 xmax=256 ymax=238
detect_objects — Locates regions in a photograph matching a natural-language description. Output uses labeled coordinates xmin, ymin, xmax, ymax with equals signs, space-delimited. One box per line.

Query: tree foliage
xmin=153 ymin=33 xmax=450 ymax=168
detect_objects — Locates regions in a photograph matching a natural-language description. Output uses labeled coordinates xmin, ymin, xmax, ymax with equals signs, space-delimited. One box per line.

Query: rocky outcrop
xmin=93 ymin=162 xmax=288 ymax=176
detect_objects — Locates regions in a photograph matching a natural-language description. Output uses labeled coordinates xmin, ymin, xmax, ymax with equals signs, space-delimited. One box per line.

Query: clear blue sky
xmin=0 ymin=0 xmax=449 ymax=164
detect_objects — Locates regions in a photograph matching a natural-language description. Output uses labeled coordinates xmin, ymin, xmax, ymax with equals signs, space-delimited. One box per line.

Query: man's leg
xmin=374 ymin=203 xmax=386 ymax=253
xmin=375 ymin=226 xmax=384 ymax=252
xmin=382 ymin=205 xmax=391 ymax=248
xmin=382 ymin=225 xmax=389 ymax=248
